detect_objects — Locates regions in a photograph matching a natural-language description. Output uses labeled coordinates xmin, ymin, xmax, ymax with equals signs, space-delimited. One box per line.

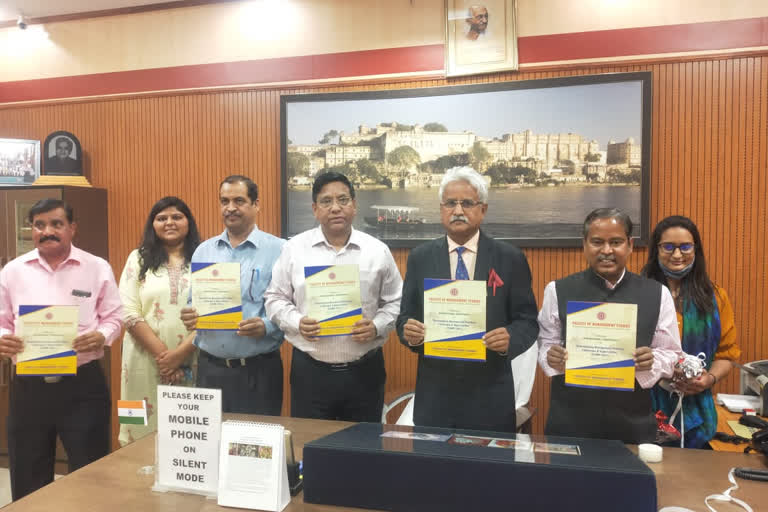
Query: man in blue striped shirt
xmin=181 ymin=175 xmax=285 ymax=414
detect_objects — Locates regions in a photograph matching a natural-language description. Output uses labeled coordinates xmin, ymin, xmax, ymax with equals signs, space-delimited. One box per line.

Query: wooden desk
xmin=5 ymin=416 xmax=768 ymax=511
xmin=710 ymin=403 xmax=766 ymax=452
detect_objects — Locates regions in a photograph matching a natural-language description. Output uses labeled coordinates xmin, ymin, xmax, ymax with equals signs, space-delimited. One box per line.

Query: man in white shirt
xmin=265 ymin=172 xmax=402 ymax=421
xmin=537 ymin=208 xmax=682 ymax=443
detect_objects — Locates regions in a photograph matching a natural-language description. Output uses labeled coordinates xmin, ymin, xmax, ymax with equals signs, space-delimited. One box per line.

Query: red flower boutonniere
xmin=488 ymin=268 xmax=504 ymax=296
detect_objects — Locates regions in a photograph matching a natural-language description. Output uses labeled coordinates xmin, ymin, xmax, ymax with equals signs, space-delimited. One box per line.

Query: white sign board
xmin=154 ymin=385 xmax=222 ymax=496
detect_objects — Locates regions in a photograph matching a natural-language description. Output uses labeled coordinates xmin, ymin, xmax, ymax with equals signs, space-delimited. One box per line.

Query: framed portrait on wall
xmin=43 ymin=131 xmax=83 ymax=176
xmin=0 ymin=137 xmax=40 ymax=185
xmin=445 ymin=0 xmax=518 ymax=77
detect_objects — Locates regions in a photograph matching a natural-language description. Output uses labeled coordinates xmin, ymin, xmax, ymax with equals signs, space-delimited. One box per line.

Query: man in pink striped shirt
xmin=0 ymin=199 xmax=122 ymax=501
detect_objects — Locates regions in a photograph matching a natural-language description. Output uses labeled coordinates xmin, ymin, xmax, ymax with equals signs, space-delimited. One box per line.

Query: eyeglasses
xmin=658 ymin=242 xmax=695 ymax=254
xmin=316 ymin=196 xmax=352 ymax=209
xmin=441 ymin=199 xmax=483 ymax=210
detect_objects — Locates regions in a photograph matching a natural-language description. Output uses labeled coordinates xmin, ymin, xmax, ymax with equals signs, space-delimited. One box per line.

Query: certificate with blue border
xmin=192 ymin=262 xmax=242 ymax=330
xmin=565 ymin=301 xmax=637 ymax=391
xmin=423 ymin=278 xmax=486 ymax=361
xmin=304 ymin=264 xmax=362 ymax=337
xmin=16 ymin=305 xmax=78 ymax=376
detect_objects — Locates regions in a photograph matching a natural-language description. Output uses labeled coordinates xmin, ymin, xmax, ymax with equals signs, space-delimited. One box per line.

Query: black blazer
xmin=396 ymin=231 xmax=539 ymax=430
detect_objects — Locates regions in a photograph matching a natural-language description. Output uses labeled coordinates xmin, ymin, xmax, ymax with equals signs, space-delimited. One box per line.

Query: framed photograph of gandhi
xmin=281 ymin=72 xmax=651 ymax=248
xmin=0 ymin=138 xmax=40 ymax=185
xmin=445 ymin=0 xmax=518 ymax=77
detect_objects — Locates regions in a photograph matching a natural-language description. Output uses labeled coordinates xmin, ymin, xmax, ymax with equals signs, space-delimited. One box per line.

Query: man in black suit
xmin=397 ymin=166 xmax=539 ymax=432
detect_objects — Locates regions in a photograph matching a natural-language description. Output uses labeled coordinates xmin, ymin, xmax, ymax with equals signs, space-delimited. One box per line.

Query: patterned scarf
xmin=652 ymin=292 xmax=721 ymax=448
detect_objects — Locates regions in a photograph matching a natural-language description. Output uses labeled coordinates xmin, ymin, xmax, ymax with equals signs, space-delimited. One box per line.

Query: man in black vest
xmin=537 ymin=208 xmax=681 ymax=443
xmin=397 ymin=166 xmax=539 ymax=432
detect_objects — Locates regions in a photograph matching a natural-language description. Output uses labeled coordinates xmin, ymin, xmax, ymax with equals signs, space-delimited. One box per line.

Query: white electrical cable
xmin=703 ymin=468 xmax=754 ymax=512
xmin=659 ymin=469 xmax=754 ymax=512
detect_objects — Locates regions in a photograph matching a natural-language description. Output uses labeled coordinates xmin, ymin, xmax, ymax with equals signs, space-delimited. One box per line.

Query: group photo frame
xmin=281 ymin=72 xmax=651 ymax=248
xmin=0 ymin=137 xmax=40 ymax=185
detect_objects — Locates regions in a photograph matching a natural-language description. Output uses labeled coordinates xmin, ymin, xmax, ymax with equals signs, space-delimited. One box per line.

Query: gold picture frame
xmin=445 ymin=0 xmax=518 ymax=77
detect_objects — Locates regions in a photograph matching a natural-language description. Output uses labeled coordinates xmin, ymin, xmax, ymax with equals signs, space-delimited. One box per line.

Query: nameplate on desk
xmin=154 ymin=385 xmax=222 ymax=496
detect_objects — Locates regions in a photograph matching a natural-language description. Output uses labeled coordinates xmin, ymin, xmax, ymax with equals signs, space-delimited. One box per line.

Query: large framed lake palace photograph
xmin=281 ymin=72 xmax=651 ymax=248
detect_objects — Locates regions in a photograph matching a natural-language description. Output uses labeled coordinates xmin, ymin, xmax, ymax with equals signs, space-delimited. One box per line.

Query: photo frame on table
xmin=445 ymin=0 xmax=518 ymax=77
xmin=281 ymin=72 xmax=651 ymax=248
xmin=0 ymin=137 xmax=40 ymax=185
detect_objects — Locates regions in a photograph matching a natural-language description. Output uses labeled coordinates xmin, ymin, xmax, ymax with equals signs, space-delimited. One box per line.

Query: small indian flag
xmin=118 ymin=400 xmax=148 ymax=425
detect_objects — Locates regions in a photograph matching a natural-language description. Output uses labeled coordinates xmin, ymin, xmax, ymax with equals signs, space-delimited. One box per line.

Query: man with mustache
xmin=537 ymin=208 xmax=682 ymax=443
xmin=397 ymin=166 xmax=538 ymax=432
xmin=265 ymin=172 xmax=402 ymax=422
xmin=0 ymin=199 xmax=122 ymax=500
xmin=181 ymin=175 xmax=285 ymax=414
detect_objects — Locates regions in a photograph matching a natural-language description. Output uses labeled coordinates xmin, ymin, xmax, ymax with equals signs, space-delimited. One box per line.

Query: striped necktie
xmin=455 ymin=246 xmax=470 ymax=280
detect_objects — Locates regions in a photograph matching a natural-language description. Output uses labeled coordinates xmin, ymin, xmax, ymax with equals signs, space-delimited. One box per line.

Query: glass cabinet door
xmin=14 ymin=199 xmax=36 ymax=256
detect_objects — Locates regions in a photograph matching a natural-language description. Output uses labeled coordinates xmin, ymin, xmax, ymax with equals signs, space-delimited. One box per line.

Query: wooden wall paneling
xmin=1 ymin=55 xmax=767 ymax=438
xmin=740 ymin=58 xmax=753 ymax=373
xmin=691 ymin=60 xmax=702 ymax=226
xmin=682 ymin=61 xmax=692 ymax=211
xmin=735 ymin=57 xmax=747 ymax=329
xmin=760 ymin=57 xmax=768 ymax=370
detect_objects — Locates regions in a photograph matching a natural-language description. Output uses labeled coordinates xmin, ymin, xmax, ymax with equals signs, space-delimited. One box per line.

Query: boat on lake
xmin=364 ymin=205 xmax=426 ymax=230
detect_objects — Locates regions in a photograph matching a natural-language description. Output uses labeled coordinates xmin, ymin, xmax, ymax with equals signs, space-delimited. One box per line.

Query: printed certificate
xmin=423 ymin=279 xmax=486 ymax=361
xmin=304 ymin=265 xmax=362 ymax=337
xmin=16 ymin=305 xmax=78 ymax=376
xmin=192 ymin=262 xmax=243 ymax=330
xmin=565 ymin=301 xmax=637 ymax=391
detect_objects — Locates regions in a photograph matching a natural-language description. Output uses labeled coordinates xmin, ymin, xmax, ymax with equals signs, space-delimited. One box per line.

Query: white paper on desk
xmin=218 ymin=421 xmax=290 ymax=511
xmin=717 ymin=393 xmax=761 ymax=412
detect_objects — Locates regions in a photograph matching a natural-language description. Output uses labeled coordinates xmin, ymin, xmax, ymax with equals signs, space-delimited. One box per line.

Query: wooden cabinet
xmin=0 ymin=186 xmax=111 ymax=463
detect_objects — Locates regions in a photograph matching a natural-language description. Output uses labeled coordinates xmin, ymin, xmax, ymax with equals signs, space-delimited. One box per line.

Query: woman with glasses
xmin=118 ymin=196 xmax=201 ymax=446
xmin=641 ymin=215 xmax=740 ymax=448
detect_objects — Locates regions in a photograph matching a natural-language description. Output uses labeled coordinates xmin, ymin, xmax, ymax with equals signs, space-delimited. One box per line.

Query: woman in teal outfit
xmin=642 ymin=216 xmax=740 ymax=448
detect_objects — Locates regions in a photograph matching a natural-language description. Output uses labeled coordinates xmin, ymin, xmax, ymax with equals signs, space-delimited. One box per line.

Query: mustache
xmin=597 ymin=255 xmax=616 ymax=262
xmin=450 ymin=215 xmax=468 ymax=223
xmin=39 ymin=235 xmax=61 ymax=243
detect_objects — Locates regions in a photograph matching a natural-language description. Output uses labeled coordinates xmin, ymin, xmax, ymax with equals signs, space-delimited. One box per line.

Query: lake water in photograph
xmin=287 ymin=185 xmax=641 ymax=244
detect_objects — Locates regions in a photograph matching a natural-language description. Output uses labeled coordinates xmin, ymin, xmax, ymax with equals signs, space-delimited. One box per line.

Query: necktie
xmin=455 ymin=246 xmax=469 ymax=280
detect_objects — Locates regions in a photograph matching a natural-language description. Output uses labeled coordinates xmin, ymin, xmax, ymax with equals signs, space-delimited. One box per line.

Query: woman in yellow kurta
xmin=642 ymin=215 xmax=740 ymax=448
xmin=119 ymin=197 xmax=201 ymax=446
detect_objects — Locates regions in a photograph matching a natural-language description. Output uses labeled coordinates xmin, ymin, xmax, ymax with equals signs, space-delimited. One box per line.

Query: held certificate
xmin=565 ymin=301 xmax=637 ymax=391
xmin=192 ymin=262 xmax=243 ymax=330
xmin=423 ymin=279 xmax=486 ymax=361
xmin=16 ymin=305 xmax=78 ymax=376
xmin=304 ymin=265 xmax=362 ymax=337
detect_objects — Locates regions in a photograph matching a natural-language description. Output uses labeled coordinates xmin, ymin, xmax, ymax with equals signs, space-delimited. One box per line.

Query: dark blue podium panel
xmin=303 ymin=423 xmax=656 ymax=512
